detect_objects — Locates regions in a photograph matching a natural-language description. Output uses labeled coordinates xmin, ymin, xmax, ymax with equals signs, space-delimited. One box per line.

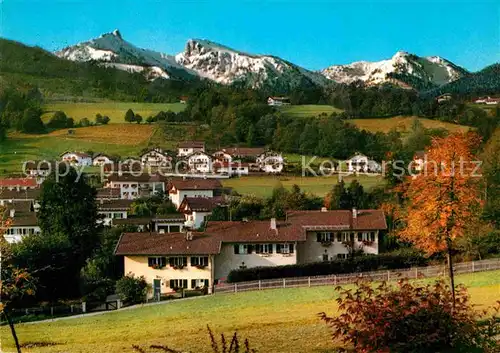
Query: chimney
xmin=321 ymin=207 xmax=327 ymax=212
xmin=9 ymin=209 xmax=15 ymax=218
xmin=352 ymin=208 xmax=357 ymax=219
xmin=270 ymin=218 xmax=277 ymax=230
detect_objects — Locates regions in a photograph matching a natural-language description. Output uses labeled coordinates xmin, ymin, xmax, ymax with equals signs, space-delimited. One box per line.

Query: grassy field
xmin=279 ymin=104 xmax=343 ymax=118
xmin=1 ymin=270 xmax=499 ymax=353
xmin=41 ymin=102 xmax=186 ymax=124
xmin=0 ymin=124 xmax=155 ymax=174
xmin=222 ymin=174 xmax=384 ymax=198
xmin=351 ymin=116 xmax=471 ymax=134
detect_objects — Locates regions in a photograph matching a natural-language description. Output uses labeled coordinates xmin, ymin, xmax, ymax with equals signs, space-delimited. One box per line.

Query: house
xmin=0 ymin=178 xmax=38 ymax=191
xmin=97 ymin=199 xmax=133 ymax=226
xmin=485 ymin=97 xmax=500 ymax=105
xmin=167 ymin=178 xmax=223 ymax=208
xmin=140 ymin=148 xmax=170 ymax=167
xmin=178 ymin=141 xmax=206 ymax=157
xmin=436 ymin=93 xmax=452 ymax=103
xmin=60 ymin=151 xmax=92 ymax=166
xmin=256 ymin=151 xmax=284 ymax=173
xmin=105 ymin=173 xmax=167 ymax=199
xmin=267 ymin=96 xmax=291 ymax=106
xmin=115 ymin=208 xmax=387 ymax=292
xmin=186 ymin=152 xmax=213 ymax=174
xmin=153 ymin=214 xmax=186 ymax=233
xmin=1 ymin=201 xmax=40 ymax=243
xmin=23 ymin=161 xmax=57 ymax=178
xmin=212 ymin=161 xmax=250 ymax=176
xmin=115 ymin=231 xmax=219 ymax=298
xmin=346 ymin=153 xmax=381 ymax=173
xmin=179 ymin=96 xmax=189 ymax=104
xmin=93 ymin=154 xmax=113 ymax=166
xmin=96 ymin=188 xmax=121 ymax=200
xmin=213 ymin=147 xmax=266 ymax=162
xmin=103 ymin=162 xmax=143 ymax=174
xmin=474 ymin=97 xmax=489 ymax=104
xmin=112 ymin=217 xmax=153 ymax=231
xmin=178 ymin=196 xmax=225 ymax=229
xmin=0 ymin=189 xmax=40 ymax=204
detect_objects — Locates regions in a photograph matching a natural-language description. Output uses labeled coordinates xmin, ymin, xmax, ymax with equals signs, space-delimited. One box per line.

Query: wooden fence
xmin=214 ymin=258 xmax=500 ymax=294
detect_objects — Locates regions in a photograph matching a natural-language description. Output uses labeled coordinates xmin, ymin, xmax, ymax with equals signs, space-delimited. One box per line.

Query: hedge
xmin=226 ymin=250 xmax=428 ymax=283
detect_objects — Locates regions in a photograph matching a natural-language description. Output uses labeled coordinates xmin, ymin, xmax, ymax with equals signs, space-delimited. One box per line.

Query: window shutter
xmin=268 ymin=244 xmax=273 ymax=253
xmin=182 ymin=257 xmax=187 ymax=266
xmin=276 ymin=244 xmax=282 ymax=253
xmin=169 ymin=257 xmax=175 ymax=267
xmin=234 ymin=244 xmax=240 ymax=254
xmin=255 ymin=244 xmax=261 ymax=254
xmin=357 ymin=233 xmax=362 ymax=241
xmin=161 ymin=257 xmax=167 ymax=267
xmin=148 ymin=258 xmax=153 ymax=267
xmin=169 ymin=279 xmax=175 ymax=289
xmin=203 ymin=257 xmax=209 ymax=266
xmin=204 ymin=279 xmax=209 ymax=287
xmin=191 ymin=257 xmax=197 ymax=266
xmin=191 ymin=279 xmax=196 ymax=289
xmin=290 ymin=244 xmax=294 ymax=253
xmin=183 ymin=279 xmax=188 ymax=288
xmin=316 ymin=233 xmax=321 ymax=242
xmin=247 ymin=245 xmax=253 ymax=254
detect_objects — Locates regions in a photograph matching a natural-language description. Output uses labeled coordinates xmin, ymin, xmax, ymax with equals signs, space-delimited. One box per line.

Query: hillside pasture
xmin=278 ymin=104 xmax=343 ymax=118
xmin=351 ymin=116 xmax=471 ymax=134
xmin=1 ymin=270 xmax=498 ymax=353
xmin=41 ymin=102 xmax=186 ymax=124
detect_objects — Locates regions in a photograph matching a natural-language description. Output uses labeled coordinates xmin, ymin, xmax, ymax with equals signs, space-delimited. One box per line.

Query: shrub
xmin=319 ymin=279 xmax=500 ymax=353
xmin=47 ymin=111 xmax=72 ymax=129
xmin=115 ymin=274 xmax=149 ymax=304
xmin=226 ymin=251 xmax=428 ymax=283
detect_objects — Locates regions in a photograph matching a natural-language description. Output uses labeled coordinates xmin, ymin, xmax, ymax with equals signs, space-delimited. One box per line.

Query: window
xmin=276 ymin=243 xmax=294 ymax=254
xmin=169 ymin=279 xmax=188 ymax=289
xmin=255 ymin=244 xmax=273 ymax=254
xmin=337 ymin=254 xmax=347 ymax=260
xmin=234 ymin=244 xmax=253 ymax=254
xmin=370 ymin=232 xmax=376 ymax=242
xmin=191 ymin=256 xmax=209 ymax=267
xmin=169 ymin=257 xmax=187 ymax=267
xmin=148 ymin=257 xmax=167 ymax=268
xmin=169 ymin=225 xmax=180 ymax=233
xmin=357 ymin=232 xmax=362 ymax=242
xmin=339 ymin=232 xmax=350 ymax=242
xmin=114 ymin=212 xmax=123 ymax=219
xmin=322 ymin=253 xmax=329 ymax=262
xmin=316 ymin=232 xmax=332 ymax=242
xmin=191 ymin=279 xmax=210 ymax=289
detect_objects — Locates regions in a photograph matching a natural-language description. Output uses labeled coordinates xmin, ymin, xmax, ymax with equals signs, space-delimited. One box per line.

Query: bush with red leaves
xmin=319 ymin=279 xmax=500 ymax=353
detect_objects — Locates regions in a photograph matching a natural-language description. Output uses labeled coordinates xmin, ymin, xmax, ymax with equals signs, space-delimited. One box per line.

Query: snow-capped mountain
xmin=321 ymin=51 xmax=467 ymax=88
xmin=175 ymin=39 xmax=328 ymax=89
xmin=55 ymin=30 xmax=196 ymax=80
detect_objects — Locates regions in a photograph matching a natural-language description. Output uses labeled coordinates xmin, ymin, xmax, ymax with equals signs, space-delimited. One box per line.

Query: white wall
xmin=214 ymin=243 xmax=297 ymax=280
xmin=170 ymin=189 xmax=214 ymax=208
xmin=3 ymin=226 xmax=41 ymax=243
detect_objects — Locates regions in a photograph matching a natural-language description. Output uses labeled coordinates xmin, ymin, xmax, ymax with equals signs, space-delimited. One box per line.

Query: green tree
xmin=135 ymin=114 xmax=143 ymax=124
xmin=124 ymin=108 xmax=135 ymax=123
xmin=115 ymin=274 xmax=149 ymax=304
xmin=101 ymin=115 xmax=110 ymax=124
xmin=95 ymin=113 xmax=103 ymax=124
xmin=79 ymin=117 xmax=91 ymax=127
xmin=482 ymin=128 xmax=500 ymax=225
xmin=20 ymin=107 xmax=45 ymax=133
xmin=47 ymin=111 xmax=71 ymax=129
xmin=246 ymin=124 xmax=256 ymax=146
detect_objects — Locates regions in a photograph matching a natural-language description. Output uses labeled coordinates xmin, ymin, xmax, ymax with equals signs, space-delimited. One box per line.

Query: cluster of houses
xmin=59 ymin=142 xmax=285 ymax=175
xmin=473 ymin=96 xmax=500 ymax=105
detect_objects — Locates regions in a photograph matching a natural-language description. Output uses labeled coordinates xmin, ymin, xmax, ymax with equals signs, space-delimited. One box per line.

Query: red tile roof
xmin=96 ymin=188 xmax=121 ymax=199
xmin=217 ymin=147 xmax=266 ymax=158
xmin=0 ymin=178 xmax=37 ymax=188
xmin=168 ymin=178 xmax=222 ymax=191
xmin=0 ymin=189 xmax=40 ymax=200
xmin=179 ymin=141 xmax=205 ymax=149
xmin=205 ymin=220 xmax=305 ymax=242
xmin=107 ymin=173 xmax=168 ymax=183
xmin=178 ymin=196 xmax=225 ymax=213
xmin=97 ymin=199 xmax=133 ymax=211
xmin=115 ymin=232 xmax=221 ymax=255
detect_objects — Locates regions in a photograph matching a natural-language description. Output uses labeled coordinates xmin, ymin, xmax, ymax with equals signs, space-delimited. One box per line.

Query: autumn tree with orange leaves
xmin=398 ymin=132 xmax=483 ymax=305
xmin=1 ymin=207 xmax=36 ymax=353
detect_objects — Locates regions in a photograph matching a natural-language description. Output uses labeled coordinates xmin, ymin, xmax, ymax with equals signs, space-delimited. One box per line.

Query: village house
xmin=256 ymin=151 xmax=284 ymax=173
xmin=92 ymin=153 xmax=113 ymax=166
xmin=0 ymin=178 xmax=38 ymax=191
xmin=0 ymin=189 xmax=40 ymax=204
xmin=178 ymin=196 xmax=225 ymax=229
xmin=115 ymin=208 xmax=387 ymax=290
xmin=105 ymin=173 xmax=167 ymax=200
xmin=186 ymin=151 xmax=213 ymax=174
xmin=153 ymin=214 xmax=186 ymax=233
xmin=212 ymin=161 xmax=250 ymax=176
xmin=60 ymin=151 xmax=92 ymax=166
xmin=167 ymin=178 xmax=223 ymax=208
xmin=97 ymin=199 xmax=133 ymax=226
xmin=96 ymin=188 xmax=121 ymax=200
xmin=1 ymin=201 xmax=40 ymax=243
xmin=23 ymin=161 xmax=58 ymax=179
xmin=474 ymin=96 xmax=500 ymax=105
xmin=140 ymin=148 xmax=171 ymax=167
xmin=177 ymin=141 xmax=206 ymax=157
xmin=213 ymin=147 xmax=266 ymax=163
xmin=115 ymin=231 xmax=219 ymax=298
xmin=346 ymin=153 xmax=382 ymax=173
xmin=267 ymin=96 xmax=291 ymax=106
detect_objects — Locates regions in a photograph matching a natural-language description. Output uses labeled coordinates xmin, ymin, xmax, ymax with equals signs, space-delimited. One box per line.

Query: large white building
xmin=140 ymin=148 xmax=171 ymax=167
xmin=105 ymin=173 xmax=167 ymax=200
xmin=186 ymin=152 xmax=213 ymax=174
xmin=167 ymin=178 xmax=222 ymax=208
xmin=115 ymin=208 xmax=387 ymax=296
xmin=178 ymin=196 xmax=226 ymax=229
xmin=1 ymin=200 xmax=40 ymax=243
xmin=60 ymin=151 xmax=92 ymax=166
xmin=178 ymin=141 xmax=206 ymax=157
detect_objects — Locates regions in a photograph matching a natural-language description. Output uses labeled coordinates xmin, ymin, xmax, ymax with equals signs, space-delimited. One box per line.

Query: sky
xmin=1 ymin=0 xmax=499 ymax=72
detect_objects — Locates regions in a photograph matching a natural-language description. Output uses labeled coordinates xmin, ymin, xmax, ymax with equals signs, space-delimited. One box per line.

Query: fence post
xmin=308 ymin=277 xmax=311 ymax=287
xmin=82 ymin=302 xmax=86 ymax=313
xmin=387 ymin=271 xmax=390 ymax=281
xmin=25 ymin=308 xmax=29 ymax=315
xmin=234 ymin=283 xmax=237 ymax=293
xmin=71 ymin=305 xmax=74 ymax=313
xmin=415 ymin=267 xmax=418 ymax=279
xmin=258 ymin=280 xmax=261 ymax=290
xmin=117 ymin=299 xmax=122 ymax=309
xmin=334 ymin=275 xmax=337 ymax=286
xmin=50 ymin=307 xmax=54 ymax=317
xmin=283 ymin=278 xmax=286 ymax=288
xmin=472 ymin=261 xmax=475 ymax=273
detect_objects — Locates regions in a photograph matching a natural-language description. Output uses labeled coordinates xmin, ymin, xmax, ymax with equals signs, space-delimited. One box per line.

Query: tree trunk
xmin=446 ymin=238 xmax=456 ymax=309
xmin=3 ymin=309 xmax=22 ymax=353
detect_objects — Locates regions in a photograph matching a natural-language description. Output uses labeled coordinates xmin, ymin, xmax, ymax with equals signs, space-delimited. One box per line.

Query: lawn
xmin=41 ymin=102 xmax=186 ymax=124
xmin=1 ymin=270 xmax=499 ymax=353
xmin=0 ymin=124 xmax=155 ymax=174
xmin=279 ymin=104 xmax=343 ymax=118
xmin=351 ymin=116 xmax=471 ymax=134
xmin=222 ymin=174 xmax=384 ymax=198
